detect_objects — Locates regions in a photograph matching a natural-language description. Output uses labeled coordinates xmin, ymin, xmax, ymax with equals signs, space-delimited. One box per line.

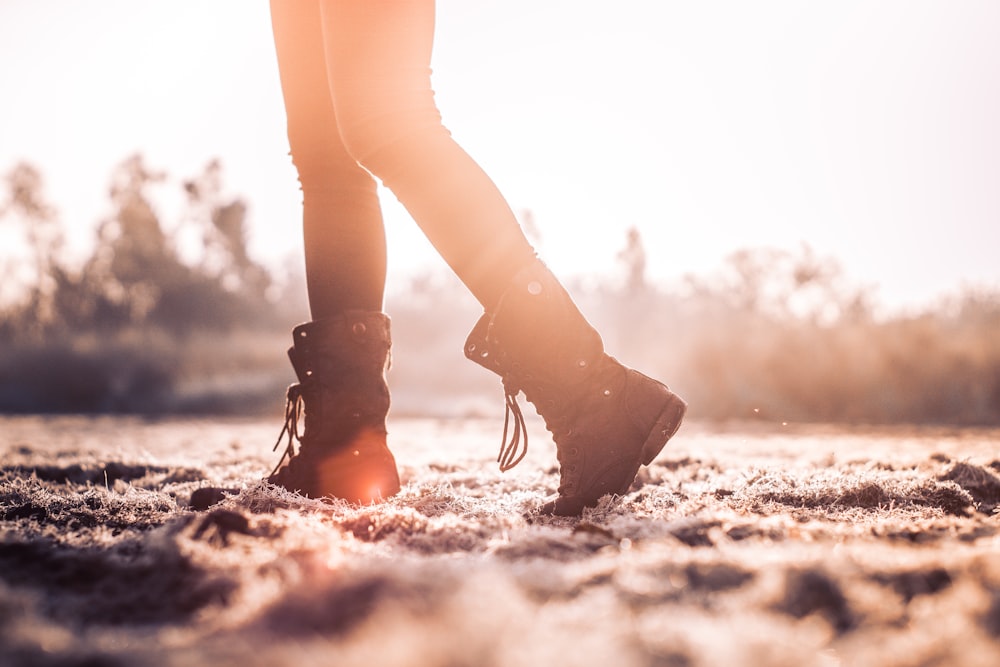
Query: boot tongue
xmin=463 ymin=313 xmax=502 ymax=373
xmin=287 ymin=345 xmax=309 ymax=381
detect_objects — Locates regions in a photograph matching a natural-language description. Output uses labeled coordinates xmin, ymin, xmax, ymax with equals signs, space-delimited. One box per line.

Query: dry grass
xmin=1 ymin=416 xmax=1000 ymax=666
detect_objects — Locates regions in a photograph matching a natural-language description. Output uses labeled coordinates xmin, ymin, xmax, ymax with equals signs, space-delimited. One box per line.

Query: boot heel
xmin=640 ymin=393 xmax=687 ymax=466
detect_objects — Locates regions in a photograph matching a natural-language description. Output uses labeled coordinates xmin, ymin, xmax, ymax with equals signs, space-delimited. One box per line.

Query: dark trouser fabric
xmin=269 ymin=0 xmax=536 ymax=317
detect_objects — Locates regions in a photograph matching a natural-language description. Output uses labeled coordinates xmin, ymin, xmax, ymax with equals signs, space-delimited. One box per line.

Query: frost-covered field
xmin=2 ymin=415 xmax=1000 ymax=667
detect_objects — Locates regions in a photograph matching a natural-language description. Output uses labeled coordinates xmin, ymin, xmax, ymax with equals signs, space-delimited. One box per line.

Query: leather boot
xmin=464 ymin=259 xmax=686 ymax=515
xmin=268 ymin=311 xmax=400 ymax=504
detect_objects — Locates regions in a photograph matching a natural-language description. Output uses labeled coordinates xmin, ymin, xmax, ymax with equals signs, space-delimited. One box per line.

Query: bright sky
xmin=2 ymin=0 xmax=998 ymax=310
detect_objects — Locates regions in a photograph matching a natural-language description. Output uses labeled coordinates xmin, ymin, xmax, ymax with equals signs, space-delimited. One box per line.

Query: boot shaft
xmin=288 ymin=311 xmax=391 ymax=446
xmin=289 ymin=311 xmax=391 ymax=380
xmin=465 ymin=260 xmax=604 ymax=403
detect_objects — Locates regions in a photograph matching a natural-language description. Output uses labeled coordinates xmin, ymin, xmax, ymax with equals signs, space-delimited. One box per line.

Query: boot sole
xmin=639 ymin=391 xmax=687 ymax=466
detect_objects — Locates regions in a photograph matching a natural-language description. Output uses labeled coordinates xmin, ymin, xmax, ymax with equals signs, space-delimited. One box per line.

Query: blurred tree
xmin=0 ymin=162 xmax=65 ymax=328
xmin=83 ymin=154 xmax=178 ymax=324
xmin=182 ymin=159 xmax=270 ymax=301
xmin=617 ymin=226 xmax=647 ymax=294
xmin=0 ymin=156 xmax=290 ymax=414
xmin=75 ymin=154 xmax=278 ymax=333
xmin=684 ymin=244 xmax=871 ymax=324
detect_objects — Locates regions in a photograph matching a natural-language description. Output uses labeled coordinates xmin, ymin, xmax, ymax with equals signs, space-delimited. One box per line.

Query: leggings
xmin=269 ymin=0 xmax=536 ymax=318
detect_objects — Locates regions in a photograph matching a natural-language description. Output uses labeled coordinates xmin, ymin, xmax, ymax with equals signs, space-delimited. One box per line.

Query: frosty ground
xmin=2 ymin=415 xmax=1000 ymax=667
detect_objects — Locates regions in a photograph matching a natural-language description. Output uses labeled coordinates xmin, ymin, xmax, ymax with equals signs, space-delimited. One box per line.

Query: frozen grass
xmin=2 ymin=416 xmax=1000 ymax=666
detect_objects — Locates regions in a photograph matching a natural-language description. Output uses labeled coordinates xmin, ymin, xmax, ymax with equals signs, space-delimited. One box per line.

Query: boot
xmin=268 ymin=311 xmax=401 ymax=504
xmin=464 ymin=259 xmax=686 ymax=516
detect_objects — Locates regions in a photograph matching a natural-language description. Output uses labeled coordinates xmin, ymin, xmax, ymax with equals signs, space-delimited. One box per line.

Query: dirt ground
xmin=2 ymin=414 xmax=1000 ymax=667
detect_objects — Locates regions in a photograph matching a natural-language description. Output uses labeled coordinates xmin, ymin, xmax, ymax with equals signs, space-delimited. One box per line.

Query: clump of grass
xmin=735 ymin=467 xmax=974 ymax=517
xmin=940 ymin=462 xmax=1000 ymax=511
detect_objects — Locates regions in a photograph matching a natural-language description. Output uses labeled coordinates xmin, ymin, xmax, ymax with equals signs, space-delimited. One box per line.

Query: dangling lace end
xmin=270 ymin=383 xmax=304 ymax=477
xmin=498 ymin=386 xmax=528 ymax=472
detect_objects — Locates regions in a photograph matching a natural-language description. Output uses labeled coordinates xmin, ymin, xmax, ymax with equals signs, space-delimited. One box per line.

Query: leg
xmin=319 ymin=0 xmax=685 ymax=514
xmin=269 ymin=0 xmax=386 ymax=316
xmin=266 ymin=0 xmax=399 ymax=502
xmin=320 ymin=0 xmax=537 ymax=309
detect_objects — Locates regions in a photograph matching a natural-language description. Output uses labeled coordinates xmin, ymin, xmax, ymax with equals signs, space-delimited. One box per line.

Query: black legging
xmin=269 ymin=0 xmax=537 ymax=318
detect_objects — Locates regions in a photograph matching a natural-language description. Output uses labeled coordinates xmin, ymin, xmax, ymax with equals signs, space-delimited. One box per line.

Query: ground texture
xmin=2 ymin=415 xmax=1000 ymax=667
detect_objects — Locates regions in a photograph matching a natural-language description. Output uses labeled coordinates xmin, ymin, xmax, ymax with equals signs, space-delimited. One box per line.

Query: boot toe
xmin=541 ymin=366 xmax=687 ymax=516
xmin=539 ymin=493 xmax=591 ymax=517
xmin=269 ymin=428 xmax=401 ymax=504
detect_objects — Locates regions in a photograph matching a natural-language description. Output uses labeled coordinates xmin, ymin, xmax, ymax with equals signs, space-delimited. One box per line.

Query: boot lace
xmin=498 ymin=378 xmax=528 ymax=472
xmin=496 ymin=371 xmax=579 ymax=477
xmin=270 ymin=383 xmax=304 ymax=477
xmin=497 ymin=379 xmax=583 ymax=495
xmin=512 ymin=378 xmax=582 ymax=493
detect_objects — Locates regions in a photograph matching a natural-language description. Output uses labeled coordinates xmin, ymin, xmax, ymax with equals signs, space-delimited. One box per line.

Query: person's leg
xmin=267 ymin=0 xmax=399 ymax=503
xmin=320 ymin=0 xmax=685 ymax=515
xmin=321 ymin=0 xmax=536 ymax=309
xmin=269 ymin=0 xmax=386 ymax=317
